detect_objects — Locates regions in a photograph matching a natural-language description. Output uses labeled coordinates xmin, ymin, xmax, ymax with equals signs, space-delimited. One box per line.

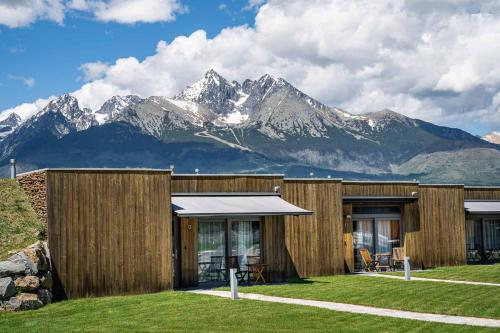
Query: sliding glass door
xmin=198 ymin=218 xmax=261 ymax=284
xmin=352 ymin=214 xmax=401 ymax=271
xmin=483 ymin=219 xmax=500 ymax=251
xmin=198 ymin=220 xmax=226 ymax=283
xmin=230 ymin=220 xmax=261 ymax=268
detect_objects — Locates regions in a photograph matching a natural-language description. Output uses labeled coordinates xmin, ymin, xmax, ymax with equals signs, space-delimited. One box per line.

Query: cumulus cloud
xmin=0 ymin=0 xmax=185 ymax=27
xmin=79 ymin=61 xmax=110 ymax=81
xmin=2 ymin=0 xmax=500 ymax=134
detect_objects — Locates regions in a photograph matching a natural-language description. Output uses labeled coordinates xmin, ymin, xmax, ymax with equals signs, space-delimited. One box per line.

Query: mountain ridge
xmin=0 ymin=70 xmax=499 ymax=183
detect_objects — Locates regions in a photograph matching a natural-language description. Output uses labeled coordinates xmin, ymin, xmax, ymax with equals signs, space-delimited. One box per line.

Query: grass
xmin=0 ymin=291 xmax=497 ymax=333
xmin=220 ymin=274 xmax=500 ymax=319
xmin=0 ymin=179 xmax=44 ymax=259
xmin=384 ymin=264 xmax=500 ymax=284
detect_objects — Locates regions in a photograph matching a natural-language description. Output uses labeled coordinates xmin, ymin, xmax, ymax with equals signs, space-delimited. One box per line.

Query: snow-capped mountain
xmin=0 ymin=113 xmax=21 ymax=139
xmin=0 ymin=70 xmax=498 ymax=183
xmin=483 ymin=131 xmax=500 ymax=145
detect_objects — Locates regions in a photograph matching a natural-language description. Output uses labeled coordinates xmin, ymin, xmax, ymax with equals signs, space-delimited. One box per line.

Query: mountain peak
xmin=483 ymin=131 xmax=500 ymax=144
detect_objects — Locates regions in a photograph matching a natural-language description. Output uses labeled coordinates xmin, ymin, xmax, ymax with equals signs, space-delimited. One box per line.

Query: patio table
xmin=375 ymin=253 xmax=392 ymax=271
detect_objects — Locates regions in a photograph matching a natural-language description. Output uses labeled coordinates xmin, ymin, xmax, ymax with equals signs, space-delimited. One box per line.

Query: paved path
xmin=190 ymin=290 xmax=500 ymax=328
xmin=368 ymin=273 xmax=500 ymax=286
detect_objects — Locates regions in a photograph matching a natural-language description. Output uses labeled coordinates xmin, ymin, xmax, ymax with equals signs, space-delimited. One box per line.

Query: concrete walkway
xmin=368 ymin=273 xmax=500 ymax=286
xmin=190 ymin=290 xmax=500 ymax=328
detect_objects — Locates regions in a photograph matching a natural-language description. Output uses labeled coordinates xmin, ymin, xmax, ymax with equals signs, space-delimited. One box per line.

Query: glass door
xmin=197 ymin=220 xmax=226 ymax=283
xmin=197 ymin=218 xmax=262 ymax=284
xmin=353 ymin=219 xmax=374 ymax=271
xmin=230 ymin=220 xmax=261 ymax=268
xmin=352 ymin=215 xmax=401 ymax=271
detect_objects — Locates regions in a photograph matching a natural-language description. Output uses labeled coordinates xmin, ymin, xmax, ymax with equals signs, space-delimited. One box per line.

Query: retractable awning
xmin=465 ymin=201 xmax=500 ymax=214
xmin=172 ymin=193 xmax=312 ymax=217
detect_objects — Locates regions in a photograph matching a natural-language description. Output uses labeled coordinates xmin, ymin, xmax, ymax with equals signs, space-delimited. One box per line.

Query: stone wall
xmin=17 ymin=171 xmax=47 ymax=226
xmin=0 ymin=242 xmax=52 ymax=311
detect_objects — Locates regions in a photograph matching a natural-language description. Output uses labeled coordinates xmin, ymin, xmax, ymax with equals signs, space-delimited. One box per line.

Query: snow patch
xmin=221 ymin=110 xmax=249 ymax=124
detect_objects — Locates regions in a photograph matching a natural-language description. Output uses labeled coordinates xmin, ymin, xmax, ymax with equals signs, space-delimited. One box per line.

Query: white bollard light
xmin=10 ymin=159 xmax=16 ymax=179
xmin=230 ymin=268 xmax=239 ymax=300
xmin=404 ymin=256 xmax=411 ymax=280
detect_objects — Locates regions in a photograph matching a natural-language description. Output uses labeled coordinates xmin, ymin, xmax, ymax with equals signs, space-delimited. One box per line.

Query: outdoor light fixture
xmin=274 ymin=185 xmax=281 ymax=193
xmin=411 ymin=191 xmax=418 ymax=197
xmin=195 ymin=168 xmax=199 ymax=174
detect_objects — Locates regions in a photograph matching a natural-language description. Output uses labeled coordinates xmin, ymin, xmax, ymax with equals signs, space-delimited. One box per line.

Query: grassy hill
xmin=0 ymin=179 xmax=44 ymax=259
xmin=394 ymin=148 xmax=500 ymax=185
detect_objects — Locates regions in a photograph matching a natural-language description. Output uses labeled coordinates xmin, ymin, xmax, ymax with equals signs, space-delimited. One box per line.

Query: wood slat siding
xmin=342 ymin=181 xmax=419 ymax=196
xmin=464 ymin=187 xmax=500 ymax=200
xmin=283 ymin=179 xmax=344 ymax=277
xmin=171 ymin=175 xmax=283 ymax=193
xmin=418 ymin=185 xmax=466 ymax=268
xmin=263 ymin=216 xmax=296 ymax=281
xmin=342 ymin=203 xmax=354 ymax=273
xmin=46 ymin=169 xmax=172 ymax=299
xmin=180 ymin=217 xmax=198 ymax=287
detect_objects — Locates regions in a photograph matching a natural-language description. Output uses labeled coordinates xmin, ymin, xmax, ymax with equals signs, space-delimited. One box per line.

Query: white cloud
xmin=0 ymin=0 xmax=65 ymax=28
xmin=0 ymin=0 xmax=185 ymax=27
xmin=2 ymin=0 xmax=500 ymax=134
xmin=79 ymin=61 xmax=109 ymax=81
xmin=7 ymin=74 xmax=36 ymax=87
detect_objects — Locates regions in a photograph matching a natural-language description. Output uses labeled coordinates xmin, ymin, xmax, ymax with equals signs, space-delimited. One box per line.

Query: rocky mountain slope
xmin=0 ymin=70 xmax=499 ymax=184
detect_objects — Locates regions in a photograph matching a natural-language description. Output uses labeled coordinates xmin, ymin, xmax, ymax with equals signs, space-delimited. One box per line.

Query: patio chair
xmin=207 ymin=255 xmax=225 ymax=281
xmin=226 ymin=256 xmax=248 ymax=284
xmin=359 ymin=248 xmax=377 ymax=272
xmin=246 ymin=255 xmax=261 ymax=282
xmin=391 ymin=247 xmax=405 ymax=271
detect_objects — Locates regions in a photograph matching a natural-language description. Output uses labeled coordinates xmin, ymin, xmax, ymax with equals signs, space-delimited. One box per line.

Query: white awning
xmin=172 ymin=193 xmax=312 ymax=217
xmin=465 ymin=201 xmax=500 ymax=214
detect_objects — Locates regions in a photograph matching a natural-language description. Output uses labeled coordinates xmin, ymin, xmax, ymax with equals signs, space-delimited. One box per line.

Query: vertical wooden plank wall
xmin=262 ymin=216 xmax=296 ymax=281
xmin=418 ymin=185 xmax=466 ymax=268
xmin=171 ymin=175 xmax=284 ymax=193
xmin=46 ymin=169 xmax=172 ymax=299
xmin=180 ymin=217 xmax=198 ymax=287
xmin=283 ymin=179 xmax=344 ymax=277
xmin=464 ymin=187 xmax=500 ymax=200
xmin=342 ymin=203 xmax=354 ymax=273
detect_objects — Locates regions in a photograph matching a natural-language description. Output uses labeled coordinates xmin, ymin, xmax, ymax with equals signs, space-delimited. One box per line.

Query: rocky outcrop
xmin=0 ymin=241 xmax=52 ymax=312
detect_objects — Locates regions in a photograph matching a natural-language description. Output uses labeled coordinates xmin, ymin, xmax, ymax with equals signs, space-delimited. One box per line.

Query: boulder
xmin=0 ymin=261 xmax=25 ymax=277
xmin=37 ymin=289 xmax=52 ymax=305
xmin=9 ymin=252 xmax=37 ymax=275
xmin=8 ymin=293 xmax=43 ymax=311
xmin=15 ymin=276 xmax=40 ymax=292
xmin=21 ymin=243 xmax=49 ymax=273
xmin=0 ymin=277 xmax=15 ymax=300
xmin=40 ymin=272 xmax=53 ymax=289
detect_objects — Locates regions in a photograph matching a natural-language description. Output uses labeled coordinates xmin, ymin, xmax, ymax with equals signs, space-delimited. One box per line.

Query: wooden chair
xmin=359 ymin=248 xmax=377 ymax=272
xmin=246 ymin=255 xmax=261 ymax=283
xmin=391 ymin=247 xmax=404 ymax=271
xmin=226 ymin=256 xmax=248 ymax=284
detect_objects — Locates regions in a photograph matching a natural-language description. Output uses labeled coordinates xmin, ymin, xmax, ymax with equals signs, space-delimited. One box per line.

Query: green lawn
xmin=221 ymin=274 xmax=500 ymax=319
xmin=0 ymin=291 xmax=496 ymax=333
xmin=0 ymin=179 xmax=44 ymax=258
xmin=384 ymin=264 xmax=500 ymax=284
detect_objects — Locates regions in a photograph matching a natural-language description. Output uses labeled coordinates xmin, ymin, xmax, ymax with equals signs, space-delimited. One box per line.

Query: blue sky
xmin=0 ymin=0 xmax=256 ymax=110
xmin=0 ymin=0 xmax=499 ymax=136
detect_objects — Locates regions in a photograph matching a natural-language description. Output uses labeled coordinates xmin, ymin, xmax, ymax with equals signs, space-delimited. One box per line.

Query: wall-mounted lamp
xmin=411 ymin=191 xmax=418 ymax=197
xmin=273 ymin=185 xmax=281 ymax=193
xmin=188 ymin=224 xmax=192 ymax=230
